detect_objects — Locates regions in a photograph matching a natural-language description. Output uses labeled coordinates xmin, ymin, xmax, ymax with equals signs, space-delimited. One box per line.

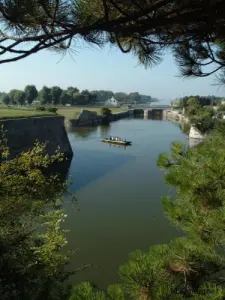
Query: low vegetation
xmin=0 ymin=107 xmax=56 ymax=119
xmin=100 ymin=107 xmax=112 ymax=125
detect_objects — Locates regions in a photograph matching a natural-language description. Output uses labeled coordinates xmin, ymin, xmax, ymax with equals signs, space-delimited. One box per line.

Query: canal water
xmin=63 ymin=117 xmax=187 ymax=289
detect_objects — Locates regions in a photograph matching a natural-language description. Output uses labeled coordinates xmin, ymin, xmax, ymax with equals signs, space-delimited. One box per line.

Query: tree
xmin=90 ymin=93 xmax=97 ymax=104
xmin=60 ymin=91 xmax=71 ymax=105
xmin=101 ymin=107 xmax=112 ymax=124
xmin=129 ymin=92 xmax=141 ymax=103
xmin=114 ymin=92 xmax=127 ymax=103
xmin=184 ymin=98 xmax=216 ymax=133
xmin=0 ymin=1 xmax=225 ymax=83
xmin=92 ymin=90 xmax=114 ymax=102
xmin=67 ymin=87 xmax=79 ymax=95
xmin=65 ymin=87 xmax=81 ymax=105
xmin=8 ymin=89 xmax=19 ymax=104
xmin=38 ymin=86 xmax=52 ymax=105
xmin=24 ymin=85 xmax=38 ymax=104
xmin=51 ymin=86 xmax=63 ymax=105
xmin=14 ymin=90 xmax=26 ymax=105
xmin=71 ymin=93 xmax=81 ymax=105
xmin=1 ymin=94 xmax=10 ymax=106
xmin=0 ymin=129 xmax=70 ymax=299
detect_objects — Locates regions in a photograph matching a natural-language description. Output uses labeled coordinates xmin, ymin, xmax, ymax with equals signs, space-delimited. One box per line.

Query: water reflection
xmin=102 ymin=143 xmax=131 ymax=150
xmin=98 ymin=124 xmax=111 ymax=137
xmin=65 ymin=147 xmax=134 ymax=190
xmin=47 ymin=158 xmax=72 ymax=181
xmin=68 ymin=126 xmax=98 ymax=139
xmin=179 ymin=123 xmax=191 ymax=135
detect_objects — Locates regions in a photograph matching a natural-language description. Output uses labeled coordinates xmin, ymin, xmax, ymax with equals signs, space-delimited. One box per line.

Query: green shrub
xmin=100 ymin=107 xmax=112 ymax=117
xmin=47 ymin=107 xmax=58 ymax=113
xmin=36 ymin=106 xmax=46 ymax=111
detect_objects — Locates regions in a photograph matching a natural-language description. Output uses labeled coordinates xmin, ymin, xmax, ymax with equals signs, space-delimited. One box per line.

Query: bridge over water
xmin=128 ymin=105 xmax=170 ymax=119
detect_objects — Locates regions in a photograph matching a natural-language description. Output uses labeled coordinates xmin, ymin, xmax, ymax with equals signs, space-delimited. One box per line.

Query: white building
xmin=104 ymin=96 xmax=118 ymax=107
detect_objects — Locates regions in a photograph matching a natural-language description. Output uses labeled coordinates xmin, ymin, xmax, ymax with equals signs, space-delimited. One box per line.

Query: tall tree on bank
xmin=24 ymin=85 xmax=38 ymax=104
xmin=60 ymin=91 xmax=71 ymax=105
xmin=38 ymin=86 xmax=52 ymax=105
xmin=51 ymin=86 xmax=63 ymax=105
xmin=14 ymin=90 xmax=26 ymax=106
xmin=8 ymin=89 xmax=19 ymax=105
xmin=1 ymin=94 xmax=10 ymax=106
xmin=0 ymin=1 xmax=225 ymax=83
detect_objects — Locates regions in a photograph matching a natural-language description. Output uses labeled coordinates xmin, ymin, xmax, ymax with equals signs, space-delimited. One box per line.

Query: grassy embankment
xmin=0 ymin=107 xmax=55 ymax=119
xmin=0 ymin=106 xmax=127 ymax=119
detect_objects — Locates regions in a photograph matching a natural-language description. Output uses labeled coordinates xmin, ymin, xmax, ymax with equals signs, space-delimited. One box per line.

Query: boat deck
xmin=101 ymin=138 xmax=132 ymax=146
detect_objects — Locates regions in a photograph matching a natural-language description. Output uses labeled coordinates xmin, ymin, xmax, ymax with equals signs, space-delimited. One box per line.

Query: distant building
xmin=104 ymin=96 xmax=119 ymax=107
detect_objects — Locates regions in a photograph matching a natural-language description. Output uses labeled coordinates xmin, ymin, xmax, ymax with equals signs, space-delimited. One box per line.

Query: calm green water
xmin=63 ymin=118 xmax=187 ymax=288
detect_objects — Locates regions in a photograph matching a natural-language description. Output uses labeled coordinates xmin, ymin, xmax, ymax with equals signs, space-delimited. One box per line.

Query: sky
xmin=0 ymin=44 xmax=224 ymax=102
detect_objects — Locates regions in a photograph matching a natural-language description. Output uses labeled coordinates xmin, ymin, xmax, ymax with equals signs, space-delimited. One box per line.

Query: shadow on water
xmin=99 ymin=124 xmax=111 ymax=137
xmin=46 ymin=157 xmax=72 ymax=181
xmin=67 ymin=126 xmax=98 ymax=139
xmin=67 ymin=148 xmax=134 ymax=191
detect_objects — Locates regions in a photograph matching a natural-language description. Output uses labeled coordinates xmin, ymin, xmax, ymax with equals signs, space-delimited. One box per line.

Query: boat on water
xmin=101 ymin=138 xmax=132 ymax=146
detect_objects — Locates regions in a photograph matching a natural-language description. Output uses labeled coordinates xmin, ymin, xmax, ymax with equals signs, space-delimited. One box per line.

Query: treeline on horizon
xmin=172 ymin=95 xmax=224 ymax=108
xmin=0 ymin=85 xmax=154 ymax=107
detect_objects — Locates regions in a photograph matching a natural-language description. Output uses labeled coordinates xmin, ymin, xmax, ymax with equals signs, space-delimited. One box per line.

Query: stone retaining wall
xmin=0 ymin=116 xmax=73 ymax=159
xmin=66 ymin=110 xmax=129 ymax=128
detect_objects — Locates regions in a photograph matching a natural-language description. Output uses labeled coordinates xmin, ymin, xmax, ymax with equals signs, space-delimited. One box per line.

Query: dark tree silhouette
xmin=0 ymin=1 xmax=225 ymax=81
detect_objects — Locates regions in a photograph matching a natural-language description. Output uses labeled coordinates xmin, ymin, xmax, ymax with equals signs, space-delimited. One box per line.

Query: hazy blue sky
xmin=0 ymin=44 xmax=224 ymax=101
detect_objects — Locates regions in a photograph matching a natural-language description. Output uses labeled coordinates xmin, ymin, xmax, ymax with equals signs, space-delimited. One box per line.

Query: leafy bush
xmin=0 ymin=128 xmax=70 ymax=299
xmin=47 ymin=107 xmax=58 ymax=113
xmin=100 ymin=107 xmax=112 ymax=125
xmin=100 ymin=107 xmax=112 ymax=117
xmin=217 ymin=104 xmax=225 ymax=112
xmin=186 ymin=104 xmax=216 ymax=134
xmin=36 ymin=106 xmax=46 ymax=111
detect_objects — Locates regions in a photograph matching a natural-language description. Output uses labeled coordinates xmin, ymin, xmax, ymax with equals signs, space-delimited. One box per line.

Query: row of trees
xmin=0 ymin=86 xmax=97 ymax=106
xmin=0 ymin=86 xmax=38 ymax=106
xmin=0 ymin=86 xmax=153 ymax=106
xmin=92 ymin=91 xmax=152 ymax=103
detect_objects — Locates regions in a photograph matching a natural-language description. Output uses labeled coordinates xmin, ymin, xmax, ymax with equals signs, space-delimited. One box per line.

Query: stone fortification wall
xmin=0 ymin=116 xmax=73 ymax=159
